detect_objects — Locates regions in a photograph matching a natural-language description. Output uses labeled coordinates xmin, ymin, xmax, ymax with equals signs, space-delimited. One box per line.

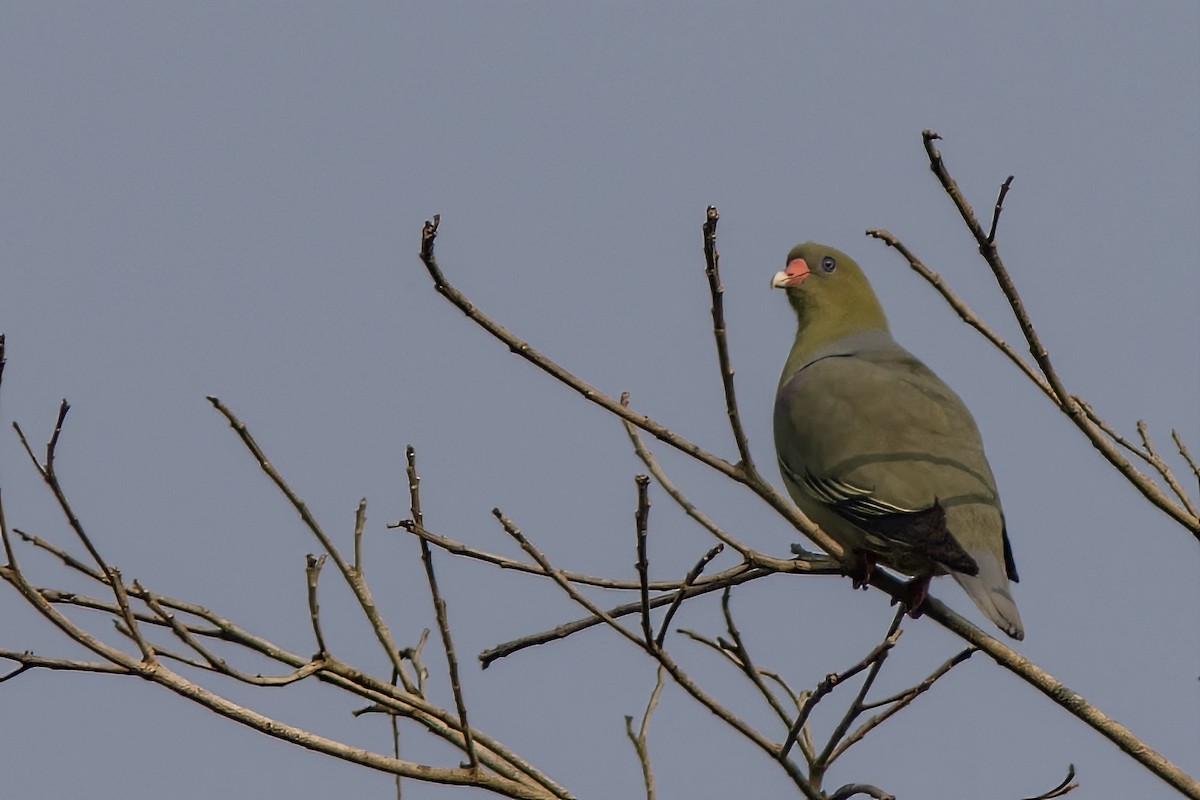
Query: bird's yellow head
xmin=773 ymin=242 xmax=890 ymax=353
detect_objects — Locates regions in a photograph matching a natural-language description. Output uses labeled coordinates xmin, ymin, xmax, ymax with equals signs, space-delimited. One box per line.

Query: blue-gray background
xmin=1 ymin=4 xmax=1197 ymax=799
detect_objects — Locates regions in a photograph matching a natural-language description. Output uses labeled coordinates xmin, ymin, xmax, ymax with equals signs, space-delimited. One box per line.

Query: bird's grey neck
xmin=798 ymin=329 xmax=896 ymax=366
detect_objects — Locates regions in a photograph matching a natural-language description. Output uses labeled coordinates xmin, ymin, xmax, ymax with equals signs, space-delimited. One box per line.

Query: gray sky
xmin=1 ymin=4 xmax=1197 ymax=799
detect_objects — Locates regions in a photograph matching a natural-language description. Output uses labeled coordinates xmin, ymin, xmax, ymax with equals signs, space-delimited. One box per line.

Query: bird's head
xmin=773 ymin=242 xmax=890 ymax=348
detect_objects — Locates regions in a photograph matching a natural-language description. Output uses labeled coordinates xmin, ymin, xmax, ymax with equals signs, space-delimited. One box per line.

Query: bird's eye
xmin=821 ymin=255 xmax=836 ymax=272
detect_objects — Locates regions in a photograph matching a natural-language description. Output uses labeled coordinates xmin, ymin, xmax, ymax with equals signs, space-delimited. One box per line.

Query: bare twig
xmin=408 ymin=445 xmax=478 ymax=770
xmin=625 ymin=666 xmax=665 ymax=800
xmin=394 ymin=517 xmax=758 ymax=591
xmin=829 ymin=785 xmax=895 ymax=800
xmin=917 ymin=587 xmax=1196 ymax=798
xmin=781 ymin=611 xmax=904 ymax=764
xmin=1 ymin=650 xmax=130 ymax=681
xmin=1175 ymin=430 xmax=1200 ymax=487
xmin=1022 ymin=764 xmax=1078 ymax=800
xmin=716 ymin=588 xmax=794 ymax=728
xmin=633 ymin=475 xmax=654 ymax=648
xmin=490 ymin=508 xmax=820 ymax=798
xmin=987 ymin=176 xmax=1014 ymax=245
xmin=830 ymin=646 xmax=976 ymax=763
xmin=418 ymin=215 xmax=846 ymax=561
xmin=702 ymin=206 xmax=755 ymax=472
xmin=479 ymin=564 xmax=770 ymax=668
xmin=911 ymin=130 xmax=1199 ymax=537
xmin=1138 ymin=421 xmax=1199 ymax=517
xmin=419 ymin=213 xmax=1200 ymax=797
xmin=619 ymin=392 xmax=832 ymax=573
xmin=306 ymin=554 xmax=329 ymax=656
xmin=207 ymin=396 xmax=418 ymax=693
xmin=655 ymin=543 xmax=723 ymax=648
xmin=353 ymin=498 xmax=367 ymax=574
xmin=865 ymin=229 xmax=1053 ymax=402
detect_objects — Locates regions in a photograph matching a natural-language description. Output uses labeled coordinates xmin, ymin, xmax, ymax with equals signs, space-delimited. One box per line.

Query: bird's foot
xmin=890 ymin=574 xmax=932 ymax=618
xmin=848 ymin=550 xmax=877 ymax=591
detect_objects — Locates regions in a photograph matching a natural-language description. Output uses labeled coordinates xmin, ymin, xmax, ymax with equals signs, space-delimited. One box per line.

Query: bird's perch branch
xmin=417 ymin=211 xmax=1199 ymax=799
xmin=873 ymin=130 xmax=1198 ymax=538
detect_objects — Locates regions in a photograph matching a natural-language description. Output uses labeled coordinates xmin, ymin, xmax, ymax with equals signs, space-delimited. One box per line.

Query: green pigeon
xmin=772 ymin=242 xmax=1023 ymax=640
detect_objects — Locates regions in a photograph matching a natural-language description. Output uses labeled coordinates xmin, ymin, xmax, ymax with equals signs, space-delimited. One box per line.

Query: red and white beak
xmin=771 ymin=257 xmax=810 ymax=289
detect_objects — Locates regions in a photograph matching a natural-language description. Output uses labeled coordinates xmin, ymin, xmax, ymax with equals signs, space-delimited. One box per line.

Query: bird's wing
xmin=775 ymin=348 xmax=1001 ymax=574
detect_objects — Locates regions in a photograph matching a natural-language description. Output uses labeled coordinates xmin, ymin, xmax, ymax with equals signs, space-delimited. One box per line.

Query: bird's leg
xmin=848 ymin=549 xmax=877 ymax=591
xmin=890 ymin=574 xmax=932 ymax=618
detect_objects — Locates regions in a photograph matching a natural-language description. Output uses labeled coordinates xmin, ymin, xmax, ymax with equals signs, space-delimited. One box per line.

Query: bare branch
xmin=1021 ymin=763 xmax=1078 ymax=800
xmin=1137 ymin=421 xmax=1199 ymax=518
xmin=479 ymin=564 xmax=770 ymax=668
xmin=353 ymin=498 xmax=367 ymax=574
xmin=633 ymin=475 xmax=654 ymax=648
xmin=417 ymin=215 xmax=846 ymax=561
xmin=207 ymin=396 xmax=418 ymax=692
xmin=1175 ymin=430 xmax=1200 ymax=488
xmin=489 ymin=508 xmax=820 ymax=798
xmin=0 ymin=650 xmax=130 ymax=681
xmin=624 ymin=666 xmax=665 ymax=800
xmin=306 ymin=554 xmax=330 ymax=656
xmin=909 ymin=130 xmax=1199 ymax=537
xmin=702 ymin=206 xmax=755 ymax=472
xmin=830 ymin=647 xmax=976 ymax=763
xmin=829 ymin=784 xmax=895 ymax=800
xmin=655 ymin=543 xmax=723 ymax=648
xmin=781 ymin=611 xmax=904 ymax=764
xmin=408 ymin=445 xmax=478 ymax=770
xmin=619 ymin=392 xmax=834 ymax=574
xmin=419 ymin=213 xmax=1199 ymax=797
xmin=986 ymin=175 xmax=1014 ymax=245
xmin=865 ymin=228 xmax=1054 ymax=402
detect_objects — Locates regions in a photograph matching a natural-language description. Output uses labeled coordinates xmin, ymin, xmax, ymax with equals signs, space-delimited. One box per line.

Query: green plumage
xmin=773 ymin=243 xmax=1023 ymax=639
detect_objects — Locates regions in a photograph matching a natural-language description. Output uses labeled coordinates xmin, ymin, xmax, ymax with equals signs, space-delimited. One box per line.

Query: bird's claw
xmin=889 ymin=574 xmax=932 ymax=618
xmin=848 ymin=550 xmax=877 ymax=591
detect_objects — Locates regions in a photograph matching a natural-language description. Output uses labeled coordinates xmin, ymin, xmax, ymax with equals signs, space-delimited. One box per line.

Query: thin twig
xmin=479 ymin=564 xmax=770 ymax=668
xmin=0 ymin=651 xmax=130 ymax=681
xmin=306 ymin=554 xmax=329 ymax=656
xmin=1076 ymin=399 xmax=1155 ymax=466
xmin=625 ymin=666 xmax=665 ymax=800
xmin=1174 ymin=430 xmax=1200 ymax=486
xmin=717 ymin=588 xmax=794 ymax=728
xmin=13 ymin=404 xmax=146 ymax=639
xmin=490 ymin=508 xmax=819 ymax=798
xmin=987 ymin=176 xmax=1014 ymax=245
xmin=781 ymin=611 xmax=904 ymax=763
xmin=814 ymin=611 xmax=906 ymax=774
xmin=915 ymin=130 xmax=1199 ymax=536
xmin=829 ymin=785 xmax=895 ymax=800
xmin=408 ymin=445 xmax=478 ymax=770
xmin=395 ymin=518 xmax=750 ymax=590
xmin=207 ymin=396 xmax=417 ymax=693
xmin=702 ymin=206 xmax=755 ymax=472
xmin=620 ymin=393 xmax=830 ymax=573
xmin=354 ymin=498 xmax=367 ymax=574
xmin=655 ymin=543 xmax=723 ymax=648
xmin=633 ymin=475 xmax=654 ymax=649
xmin=830 ymin=647 xmax=976 ymax=762
xmin=417 ymin=212 xmax=1199 ymax=797
xmin=1138 ymin=421 xmax=1199 ymax=517
xmin=865 ymin=229 xmax=1053 ymax=402
xmin=1022 ymin=764 xmax=1078 ymax=800
xmin=417 ymin=215 xmax=846 ymax=560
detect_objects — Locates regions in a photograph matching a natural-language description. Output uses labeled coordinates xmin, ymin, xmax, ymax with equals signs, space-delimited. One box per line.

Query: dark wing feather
xmin=797 ymin=470 xmax=979 ymax=575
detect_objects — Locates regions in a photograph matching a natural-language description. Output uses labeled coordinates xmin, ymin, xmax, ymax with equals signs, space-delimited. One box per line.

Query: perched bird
xmin=772 ymin=242 xmax=1023 ymax=640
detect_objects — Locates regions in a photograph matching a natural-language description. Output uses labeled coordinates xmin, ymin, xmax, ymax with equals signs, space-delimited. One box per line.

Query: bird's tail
xmin=952 ymin=552 xmax=1024 ymax=640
